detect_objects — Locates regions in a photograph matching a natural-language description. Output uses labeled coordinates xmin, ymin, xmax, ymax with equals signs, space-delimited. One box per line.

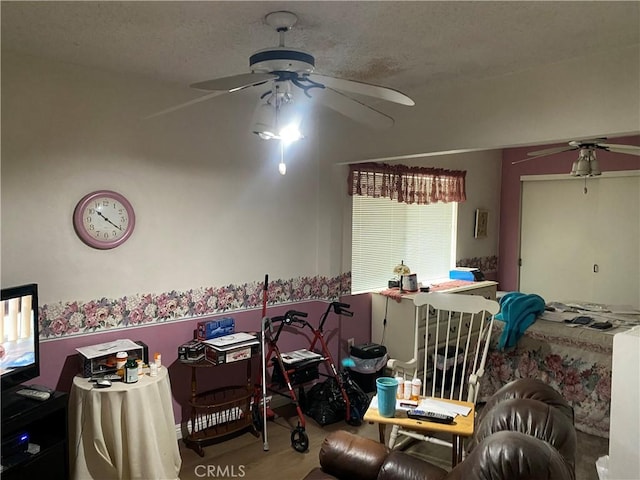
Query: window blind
xmin=351 ymin=195 xmax=457 ymax=294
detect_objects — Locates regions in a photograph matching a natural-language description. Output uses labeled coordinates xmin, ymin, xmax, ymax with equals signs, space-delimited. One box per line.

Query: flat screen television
xmin=0 ymin=283 xmax=40 ymax=393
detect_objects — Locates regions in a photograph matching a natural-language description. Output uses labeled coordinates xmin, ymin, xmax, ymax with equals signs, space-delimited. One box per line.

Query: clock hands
xmin=96 ymin=210 xmax=122 ymax=231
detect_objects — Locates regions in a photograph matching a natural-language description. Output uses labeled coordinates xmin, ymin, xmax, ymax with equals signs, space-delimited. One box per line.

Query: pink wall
xmin=498 ymin=135 xmax=640 ymax=291
xmin=35 ymin=296 xmax=371 ymax=424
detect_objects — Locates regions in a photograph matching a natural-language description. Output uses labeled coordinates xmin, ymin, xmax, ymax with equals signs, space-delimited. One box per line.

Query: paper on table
xmin=370 ymin=395 xmax=416 ymax=411
xmin=204 ymin=332 xmax=258 ymax=348
xmin=369 ymin=395 xmax=471 ymax=417
xmin=418 ymin=398 xmax=472 ymax=417
xmin=76 ymin=339 xmax=142 ymax=359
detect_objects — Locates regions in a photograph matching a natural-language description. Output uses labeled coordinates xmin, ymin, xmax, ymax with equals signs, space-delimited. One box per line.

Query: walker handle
xmin=333 ymin=302 xmax=353 ymax=317
xmin=285 ymin=310 xmax=308 ymax=323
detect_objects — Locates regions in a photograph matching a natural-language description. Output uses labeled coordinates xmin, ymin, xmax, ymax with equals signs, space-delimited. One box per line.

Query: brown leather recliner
xmin=303 ymin=378 xmax=577 ymax=480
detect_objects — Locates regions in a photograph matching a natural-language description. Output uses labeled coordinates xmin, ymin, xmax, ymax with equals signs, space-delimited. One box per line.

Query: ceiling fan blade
xmin=526 ymin=146 xmax=576 ymax=157
xmin=190 ymin=73 xmax=277 ymax=92
xmin=313 ymin=87 xmax=395 ymax=130
xmin=512 ymin=147 xmax=579 ymax=165
xmin=308 ymin=73 xmax=415 ymax=106
xmin=144 ymin=91 xmax=227 ymax=119
xmin=599 ymin=143 xmax=640 ymax=156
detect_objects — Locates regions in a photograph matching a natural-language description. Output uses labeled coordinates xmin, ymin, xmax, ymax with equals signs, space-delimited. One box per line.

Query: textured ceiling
xmin=2 ymin=1 xmax=639 ymax=97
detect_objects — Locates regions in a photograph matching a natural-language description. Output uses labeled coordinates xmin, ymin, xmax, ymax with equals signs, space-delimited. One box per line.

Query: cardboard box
xmin=205 ymin=344 xmax=258 ymax=365
xmin=203 ymin=333 xmax=259 ymax=366
xmin=449 ymin=267 xmax=484 ymax=281
xmin=76 ymin=339 xmax=145 ymax=377
xmin=196 ymin=317 xmax=235 ymax=341
xmin=178 ymin=339 xmax=206 ymax=362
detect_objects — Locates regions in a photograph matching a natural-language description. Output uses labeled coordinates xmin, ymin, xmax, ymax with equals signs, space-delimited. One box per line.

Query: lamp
xmin=393 ymin=261 xmax=411 ymax=277
xmin=570 ymin=149 xmax=601 ymax=177
xmin=252 ymin=82 xmax=303 ymax=144
xmin=252 ymin=82 xmax=304 ymax=175
xmin=392 ymin=261 xmax=411 ymax=292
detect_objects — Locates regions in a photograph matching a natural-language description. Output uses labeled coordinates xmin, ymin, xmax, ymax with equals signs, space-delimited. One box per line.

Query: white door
xmin=519 ymin=173 xmax=640 ymax=308
xmin=591 ymin=175 xmax=640 ymax=307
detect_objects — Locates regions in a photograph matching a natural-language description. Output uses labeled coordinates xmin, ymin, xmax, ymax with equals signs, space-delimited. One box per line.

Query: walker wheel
xmin=291 ymin=426 xmax=309 ymax=452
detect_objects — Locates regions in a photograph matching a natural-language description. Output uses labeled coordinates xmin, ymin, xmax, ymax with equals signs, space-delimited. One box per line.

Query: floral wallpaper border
xmin=457 ymin=255 xmax=498 ymax=273
xmin=39 ymin=274 xmax=351 ymax=339
xmin=38 ymin=254 xmax=498 ymax=340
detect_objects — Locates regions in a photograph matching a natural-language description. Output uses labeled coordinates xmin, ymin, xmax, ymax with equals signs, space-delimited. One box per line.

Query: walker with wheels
xmin=254 ymin=301 xmax=356 ymax=452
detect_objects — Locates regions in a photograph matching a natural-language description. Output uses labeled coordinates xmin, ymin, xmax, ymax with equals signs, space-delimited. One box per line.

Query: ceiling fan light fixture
xmin=589 ymin=154 xmax=601 ymax=176
xmin=251 ymin=88 xmax=303 ymax=144
xmin=252 ymin=102 xmax=279 ymax=139
xmin=570 ymin=149 xmax=601 ymax=177
xmin=570 ymin=159 xmax=579 ymax=176
xmin=277 ymin=101 xmax=303 ymax=145
xmin=573 ymin=157 xmax=590 ymax=177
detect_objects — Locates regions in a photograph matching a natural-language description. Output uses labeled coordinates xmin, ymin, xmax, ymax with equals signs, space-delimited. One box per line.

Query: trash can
xmin=348 ymin=343 xmax=388 ymax=393
xmin=433 ymin=345 xmax=465 ymax=389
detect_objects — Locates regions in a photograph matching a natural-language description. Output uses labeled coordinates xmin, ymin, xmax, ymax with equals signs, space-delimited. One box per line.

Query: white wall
xmin=4 ymin=41 xmax=638 ymax=307
xmin=1 ymin=52 xmax=337 ymax=304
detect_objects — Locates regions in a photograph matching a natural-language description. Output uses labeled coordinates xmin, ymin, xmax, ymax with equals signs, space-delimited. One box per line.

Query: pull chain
xmin=278 ymin=140 xmax=286 ymax=175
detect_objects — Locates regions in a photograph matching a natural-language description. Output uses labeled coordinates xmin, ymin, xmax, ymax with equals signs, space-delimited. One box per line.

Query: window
xmin=351 ymin=195 xmax=458 ymax=294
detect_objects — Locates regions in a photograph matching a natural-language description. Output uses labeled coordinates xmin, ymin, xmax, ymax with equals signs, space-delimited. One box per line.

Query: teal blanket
xmin=495 ymin=292 xmax=545 ymax=350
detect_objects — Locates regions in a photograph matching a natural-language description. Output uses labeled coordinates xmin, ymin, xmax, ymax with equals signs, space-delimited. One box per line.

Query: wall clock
xmin=73 ymin=190 xmax=135 ymax=249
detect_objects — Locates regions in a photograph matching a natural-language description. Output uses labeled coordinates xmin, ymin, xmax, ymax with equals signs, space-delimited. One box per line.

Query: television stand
xmin=1 ymin=390 xmax=69 ymax=479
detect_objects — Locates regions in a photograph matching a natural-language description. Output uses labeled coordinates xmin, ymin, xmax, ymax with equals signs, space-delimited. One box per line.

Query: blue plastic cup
xmin=376 ymin=377 xmax=398 ymax=417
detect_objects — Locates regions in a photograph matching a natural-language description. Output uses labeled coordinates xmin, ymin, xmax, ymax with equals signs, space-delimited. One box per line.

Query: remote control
xmin=90 ymin=374 xmax=122 ymax=382
xmin=406 ymin=409 xmax=454 ymax=424
xmin=16 ymin=389 xmax=51 ymax=401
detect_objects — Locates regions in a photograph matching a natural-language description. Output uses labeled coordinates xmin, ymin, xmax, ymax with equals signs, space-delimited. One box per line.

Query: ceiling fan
xmin=148 ymin=11 xmax=415 ymax=133
xmin=512 ymin=138 xmax=640 ymax=176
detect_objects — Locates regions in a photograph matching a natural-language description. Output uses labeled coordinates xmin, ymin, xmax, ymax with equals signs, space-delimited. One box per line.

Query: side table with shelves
xmin=181 ymin=351 xmax=259 ymax=456
xmin=1 ymin=390 xmax=69 ymax=479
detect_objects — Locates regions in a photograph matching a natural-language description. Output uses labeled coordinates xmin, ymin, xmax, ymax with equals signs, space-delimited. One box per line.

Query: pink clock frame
xmin=73 ymin=190 xmax=136 ymax=249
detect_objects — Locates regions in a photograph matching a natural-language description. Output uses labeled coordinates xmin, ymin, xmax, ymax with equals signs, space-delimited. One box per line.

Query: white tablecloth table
xmin=69 ymin=366 xmax=181 ymax=479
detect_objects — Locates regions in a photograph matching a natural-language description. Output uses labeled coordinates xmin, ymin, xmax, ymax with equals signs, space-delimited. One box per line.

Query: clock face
xmin=73 ymin=191 xmax=135 ymax=249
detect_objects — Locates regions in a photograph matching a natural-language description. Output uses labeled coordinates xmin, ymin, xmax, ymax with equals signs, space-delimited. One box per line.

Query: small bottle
xmin=411 ymin=377 xmax=422 ymax=401
xmin=124 ymin=358 xmax=139 ymax=383
xmin=395 ymin=376 xmax=404 ymax=399
xmin=154 ymin=352 xmax=162 ymax=367
xmin=403 ymin=380 xmax=412 ymax=400
xmin=116 ymin=351 xmax=127 ymax=370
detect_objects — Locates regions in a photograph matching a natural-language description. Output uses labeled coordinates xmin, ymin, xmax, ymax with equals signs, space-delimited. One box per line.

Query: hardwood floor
xmin=178 ymin=404 xmax=378 ymax=480
xmin=178 ymin=404 xmax=608 ymax=480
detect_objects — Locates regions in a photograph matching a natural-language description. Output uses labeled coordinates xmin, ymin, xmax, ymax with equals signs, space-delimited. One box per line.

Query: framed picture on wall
xmin=474 ymin=209 xmax=489 ymax=238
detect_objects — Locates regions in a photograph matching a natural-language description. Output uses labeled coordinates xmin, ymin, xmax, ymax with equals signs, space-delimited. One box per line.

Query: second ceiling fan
xmin=513 ymin=138 xmax=640 ymax=176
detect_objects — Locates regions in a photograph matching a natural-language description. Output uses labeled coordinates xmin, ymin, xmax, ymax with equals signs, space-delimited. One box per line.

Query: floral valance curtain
xmin=348 ymin=162 xmax=466 ymax=204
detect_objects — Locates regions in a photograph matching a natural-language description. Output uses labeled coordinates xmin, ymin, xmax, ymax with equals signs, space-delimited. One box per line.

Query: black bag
xmin=304 ymin=377 xmax=345 ymax=426
xmin=303 ymin=374 xmax=371 ymax=427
